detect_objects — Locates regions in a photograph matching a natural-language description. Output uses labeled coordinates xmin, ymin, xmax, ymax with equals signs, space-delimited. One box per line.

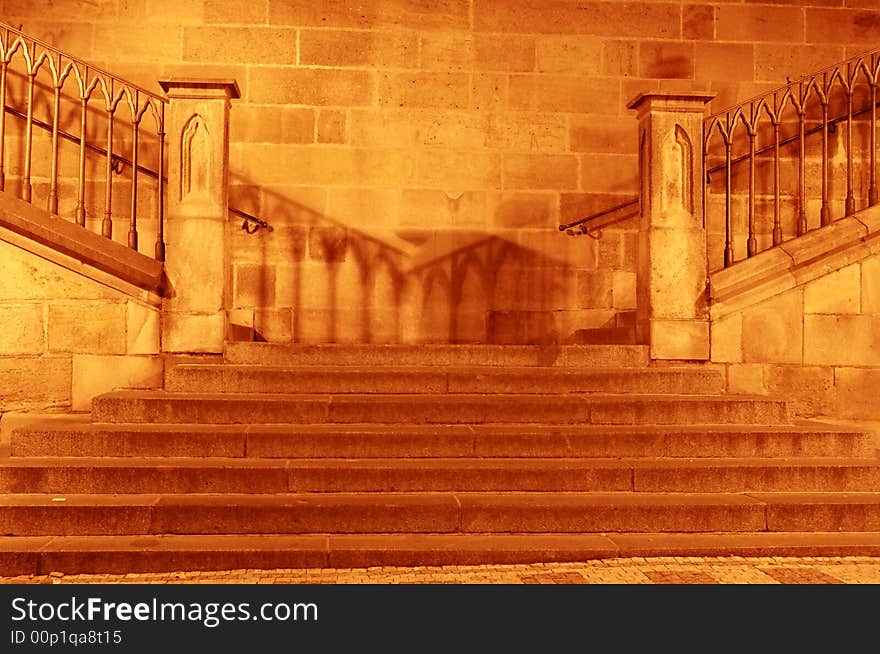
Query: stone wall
xmin=709 ymin=211 xmax=880 ymax=419
xmin=5 ymin=0 xmax=880 ymax=342
xmin=0 ymin=234 xmax=162 ymax=415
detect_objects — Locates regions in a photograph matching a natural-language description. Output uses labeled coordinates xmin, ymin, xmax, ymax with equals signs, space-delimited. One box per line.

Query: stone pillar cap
xmin=158 ymin=78 xmax=241 ymax=99
xmin=627 ymin=92 xmax=715 ymax=111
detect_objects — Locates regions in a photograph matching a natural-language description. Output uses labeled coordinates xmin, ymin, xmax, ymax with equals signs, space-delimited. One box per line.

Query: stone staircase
xmin=3 ymin=343 xmax=880 ymax=575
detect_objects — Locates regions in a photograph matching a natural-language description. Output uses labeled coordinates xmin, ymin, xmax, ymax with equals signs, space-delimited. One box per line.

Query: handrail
xmin=705 ymin=99 xmax=880 ymax=179
xmin=3 ymin=105 xmax=155 ymax=178
xmin=704 ymin=46 xmax=880 ymax=268
xmin=3 ymin=103 xmax=272 ymax=233
xmin=558 ymin=197 xmax=638 ymax=234
xmin=230 ymin=207 xmax=273 ymax=233
xmin=0 ymin=21 xmax=169 ymax=257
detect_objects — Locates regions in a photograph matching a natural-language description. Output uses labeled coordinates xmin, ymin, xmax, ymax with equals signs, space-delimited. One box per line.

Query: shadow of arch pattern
xmin=227 ymin=187 xmax=637 ymax=345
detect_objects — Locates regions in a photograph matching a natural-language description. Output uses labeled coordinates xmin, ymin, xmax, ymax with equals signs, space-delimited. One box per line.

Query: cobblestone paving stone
xmin=3 ymin=557 xmax=880 ymax=584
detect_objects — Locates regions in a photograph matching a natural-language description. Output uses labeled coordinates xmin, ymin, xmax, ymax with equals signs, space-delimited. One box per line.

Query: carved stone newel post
xmin=628 ymin=93 xmax=714 ymax=360
xmin=158 ymin=79 xmax=239 ymax=353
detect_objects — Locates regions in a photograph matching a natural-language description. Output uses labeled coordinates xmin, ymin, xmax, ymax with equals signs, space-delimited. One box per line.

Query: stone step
xmin=565 ymin=326 xmax=637 ymax=346
xmin=166 ymin=365 xmax=725 ymax=395
xmin=2 ymin=457 xmax=880 ymax=493
xmin=4 ymin=492 xmax=880 ymax=535
xmin=5 ymin=531 xmax=880 ymax=576
xmin=91 ymin=392 xmax=790 ymax=425
xmin=224 ymin=343 xmax=651 ymax=368
xmin=16 ymin=421 xmax=865 ymax=459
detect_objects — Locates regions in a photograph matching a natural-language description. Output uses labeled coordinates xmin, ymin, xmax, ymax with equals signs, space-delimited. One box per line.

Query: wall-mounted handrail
xmin=558 ymin=197 xmax=638 ymax=235
xmin=230 ymin=206 xmax=273 ymax=233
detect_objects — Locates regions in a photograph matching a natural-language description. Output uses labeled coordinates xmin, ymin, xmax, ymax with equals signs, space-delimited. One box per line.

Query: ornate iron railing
xmin=704 ymin=49 xmax=880 ymax=270
xmin=561 ymin=49 xmax=880 ymax=274
xmin=0 ymin=22 xmax=167 ymax=259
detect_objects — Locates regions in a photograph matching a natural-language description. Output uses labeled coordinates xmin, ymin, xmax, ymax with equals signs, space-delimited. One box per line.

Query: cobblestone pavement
xmin=3 ymin=557 xmax=880 ymax=584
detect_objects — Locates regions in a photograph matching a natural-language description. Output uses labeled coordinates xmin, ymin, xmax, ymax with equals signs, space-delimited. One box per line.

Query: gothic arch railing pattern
xmin=562 ymin=48 xmax=880 ymax=276
xmin=0 ymin=22 xmax=168 ymax=259
xmin=704 ymin=49 xmax=880 ymax=270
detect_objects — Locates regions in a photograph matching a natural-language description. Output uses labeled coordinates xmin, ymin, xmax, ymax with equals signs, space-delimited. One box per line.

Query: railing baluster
xmin=129 ymin=105 xmax=139 ymax=251
xmin=0 ymin=22 xmax=169 ymax=263
xmin=75 ymin=92 xmax=88 ymax=226
xmin=155 ymin=105 xmax=166 ymax=262
xmin=871 ymin=83 xmax=878 ymax=206
xmin=845 ymin=86 xmax=855 ymax=216
xmin=48 ymin=74 xmax=61 ymax=215
xmin=22 ymin=69 xmax=35 ymax=203
xmin=773 ymin=119 xmax=782 ymax=246
xmin=724 ymin=137 xmax=733 ymax=267
xmin=102 ymin=103 xmax=114 ymax=239
xmin=798 ymin=106 xmax=807 ymax=235
xmin=701 ymin=141 xmax=707 ymax=229
xmin=820 ymin=92 xmax=831 ymax=226
xmin=747 ymin=128 xmax=757 ymax=257
xmin=0 ymin=60 xmax=7 ymax=192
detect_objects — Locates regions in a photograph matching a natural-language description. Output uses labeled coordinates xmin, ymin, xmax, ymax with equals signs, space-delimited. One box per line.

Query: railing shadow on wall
xmin=0 ymin=64 xmax=611 ymax=344
xmin=226 ymin=178 xmax=620 ymax=345
xmin=0 ymin=19 xmax=631 ymax=345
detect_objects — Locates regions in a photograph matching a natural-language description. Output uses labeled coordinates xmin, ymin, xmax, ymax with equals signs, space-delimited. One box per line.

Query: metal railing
xmin=704 ymin=49 xmax=880 ymax=269
xmin=0 ymin=22 xmax=274 ymax=262
xmin=558 ymin=197 xmax=638 ymax=236
xmin=0 ymin=22 xmax=168 ymax=259
xmin=561 ymin=49 xmax=880 ymax=273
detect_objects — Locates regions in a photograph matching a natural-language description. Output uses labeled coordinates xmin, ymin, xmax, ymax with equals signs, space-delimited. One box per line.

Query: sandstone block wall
xmin=710 ymin=221 xmax=880 ymax=419
xmin=0 ymin=236 xmax=162 ymax=414
xmin=4 ymin=1 xmax=880 ymax=342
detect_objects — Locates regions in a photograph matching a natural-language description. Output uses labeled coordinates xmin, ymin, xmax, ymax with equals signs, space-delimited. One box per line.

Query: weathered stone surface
xmin=727 ymin=363 xmax=765 ymax=395
xmin=649 ymin=320 xmax=709 ymax=361
xmin=0 ymin=239 xmax=118 ymax=302
xmin=742 ymin=291 xmax=803 ymax=364
xmin=47 ymin=303 xmax=126 ymax=355
xmin=862 ymin=256 xmax=880 ymax=315
xmin=575 ymin=272 xmax=613 ymax=309
xmin=765 ymin=365 xmax=835 ymax=416
xmin=309 ymin=226 xmax=349 ymax=262
xmin=71 ymin=355 xmax=164 ymax=411
xmin=161 ymin=80 xmax=237 ymax=354
xmin=612 ymin=272 xmax=637 ymax=310
xmin=711 ymin=314 xmax=742 ymax=364
xmin=254 ymin=308 xmax=293 ymax=343
xmin=162 ymin=312 xmax=226 ymax=354
xmin=234 ymin=264 xmax=277 ymax=308
xmin=126 ymin=301 xmax=160 ymax=355
xmin=834 ymin=367 xmax=880 ymax=419
xmin=805 ymin=314 xmax=880 ymax=366
xmin=0 ymin=304 xmax=44 ymax=355
xmin=0 ymin=357 xmax=71 ymax=408
xmin=803 ymin=264 xmax=860 ymax=315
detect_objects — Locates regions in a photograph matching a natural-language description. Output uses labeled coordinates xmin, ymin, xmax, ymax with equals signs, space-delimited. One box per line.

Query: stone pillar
xmin=628 ymin=92 xmax=714 ymax=361
xmin=158 ymin=79 xmax=239 ymax=353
